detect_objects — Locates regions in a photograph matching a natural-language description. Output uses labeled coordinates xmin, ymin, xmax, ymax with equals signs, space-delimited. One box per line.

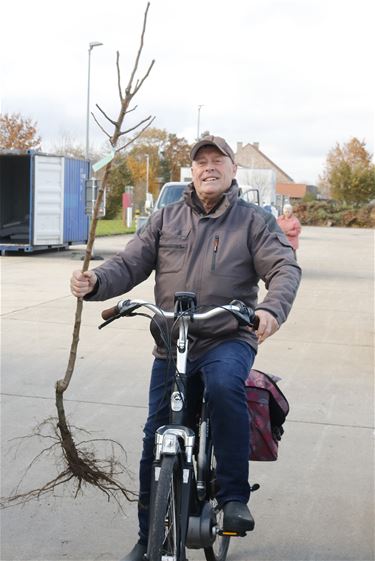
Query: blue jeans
xmin=137 ymin=340 xmax=255 ymax=545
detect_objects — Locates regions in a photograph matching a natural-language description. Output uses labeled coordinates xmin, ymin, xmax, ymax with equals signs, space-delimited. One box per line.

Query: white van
xmin=153 ymin=182 xmax=189 ymax=211
xmin=154 ymin=181 xmax=260 ymax=212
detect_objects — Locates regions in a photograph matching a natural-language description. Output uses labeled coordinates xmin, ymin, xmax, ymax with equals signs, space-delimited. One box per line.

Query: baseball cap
xmin=190 ymin=135 xmax=235 ymax=163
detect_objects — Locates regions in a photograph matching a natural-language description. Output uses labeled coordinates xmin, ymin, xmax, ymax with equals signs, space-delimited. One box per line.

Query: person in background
xmin=277 ymin=203 xmax=302 ymax=257
xmin=262 ymin=200 xmax=278 ymax=218
xmin=262 ymin=200 xmax=272 ymax=213
xmin=270 ymin=201 xmax=278 ymax=218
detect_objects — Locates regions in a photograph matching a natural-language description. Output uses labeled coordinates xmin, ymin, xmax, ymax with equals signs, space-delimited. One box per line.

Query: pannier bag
xmin=245 ymin=369 xmax=289 ymax=461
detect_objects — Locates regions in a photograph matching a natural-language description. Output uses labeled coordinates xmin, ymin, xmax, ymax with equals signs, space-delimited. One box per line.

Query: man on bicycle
xmin=71 ymin=135 xmax=301 ymax=561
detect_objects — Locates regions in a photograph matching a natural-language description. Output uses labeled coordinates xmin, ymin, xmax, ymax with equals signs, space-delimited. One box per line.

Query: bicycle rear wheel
xmin=148 ymin=454 xmax=184 ymax=561
xmin=203 ymin=444 xmax=230 ymax=561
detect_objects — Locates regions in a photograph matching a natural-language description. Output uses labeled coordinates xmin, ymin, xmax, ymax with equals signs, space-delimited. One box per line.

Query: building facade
xmin=235 ymin=142 xmax=294 ymax=184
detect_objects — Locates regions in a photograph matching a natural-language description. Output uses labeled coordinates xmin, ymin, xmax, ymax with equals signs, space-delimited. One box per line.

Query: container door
xmin=33 ymin=155 xmax=64 ymax=245
xmin=63 ymin=158 xmax=90 ymax=243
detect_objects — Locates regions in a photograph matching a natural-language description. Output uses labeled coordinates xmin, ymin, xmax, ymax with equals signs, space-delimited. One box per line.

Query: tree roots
xmin=1 ymin=392 xmax=137 ymax=509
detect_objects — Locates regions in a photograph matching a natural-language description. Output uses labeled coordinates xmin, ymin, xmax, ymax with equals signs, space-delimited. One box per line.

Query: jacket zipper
xmin=211 ymin=234 xmax=219 ymax=271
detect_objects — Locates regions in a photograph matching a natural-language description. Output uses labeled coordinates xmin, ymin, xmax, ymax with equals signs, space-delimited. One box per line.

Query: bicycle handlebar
xmin=99 ymin=298 xmax=259 ymax=330
xmin=101 ymin=300 xmax=142 ymax=321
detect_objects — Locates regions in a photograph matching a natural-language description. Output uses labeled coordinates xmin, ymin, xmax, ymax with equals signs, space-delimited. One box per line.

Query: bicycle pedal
xmin=219 ymin=530 xmax=247 ymax=537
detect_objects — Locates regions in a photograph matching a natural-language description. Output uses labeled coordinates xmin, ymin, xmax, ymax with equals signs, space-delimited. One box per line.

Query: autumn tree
xmin=127 ymin=127 xmax=166 ymax=207
xmin=123 ymin=128 xmax=188 ymax=211
xmin=0 ymin=112 xmax=42 ymax=150
xmin=103 ymin=128 xmax=191 ymax=217
xmin=105 ymin=155 xmax=133 ymax=218
xmin=128 ymin=127 xmax=191 ymax=195
xmin=160 ymin=133 xmax=191 ymax=182
xmin=319 ymin=138 xmax=375 ymax=204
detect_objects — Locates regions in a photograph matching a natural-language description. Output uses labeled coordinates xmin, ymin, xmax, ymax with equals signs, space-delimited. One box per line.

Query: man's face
xmin=191 ymin=146 xmax=237 ymax=208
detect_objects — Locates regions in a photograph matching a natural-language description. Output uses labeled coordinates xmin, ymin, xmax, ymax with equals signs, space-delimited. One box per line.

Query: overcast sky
xmin=1 ymin=0 xmax=374 ymax=184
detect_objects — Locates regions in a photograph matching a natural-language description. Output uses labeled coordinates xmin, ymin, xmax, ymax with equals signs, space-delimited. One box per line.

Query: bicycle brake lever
xmin=98 ymin=315 xmax=120 ymax=329
xmin=229 ymin=300 xmax=258 ymax=328
xmin=117 ymin=301 xmax=142 ymax=316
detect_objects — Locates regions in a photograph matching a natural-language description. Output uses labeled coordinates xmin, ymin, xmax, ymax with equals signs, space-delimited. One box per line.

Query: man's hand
xmin=70 ymin=270 xmax=97 ymax=299
xmin=254 ymin=309 xmax=279 ymax=344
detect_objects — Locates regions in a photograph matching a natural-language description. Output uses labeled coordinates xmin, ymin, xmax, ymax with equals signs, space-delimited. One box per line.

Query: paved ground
xmin=1 ymin=226 xmax=374 ymax=561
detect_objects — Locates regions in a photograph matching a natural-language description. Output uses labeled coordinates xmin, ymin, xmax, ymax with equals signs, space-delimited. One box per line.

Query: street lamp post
xmin=197 ymin=104 xmax=204 ymax=141
xmin=85 ymin=41 xmax=103 ymax=160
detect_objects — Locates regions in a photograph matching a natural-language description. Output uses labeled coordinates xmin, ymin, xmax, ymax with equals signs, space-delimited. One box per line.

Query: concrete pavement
xmin=1 ymin=226 xmax=374 ymax=561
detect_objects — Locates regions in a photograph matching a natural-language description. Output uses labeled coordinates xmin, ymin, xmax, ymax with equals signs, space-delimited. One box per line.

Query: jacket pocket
xmin=209 ymin=230 xmax=250 ymax=279
xmin=158 ymin=230 xmax=189 ymax=273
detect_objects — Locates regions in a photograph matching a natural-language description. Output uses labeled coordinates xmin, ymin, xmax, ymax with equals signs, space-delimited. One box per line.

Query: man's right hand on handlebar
xmin=252 ymin=309 xmax=279 ymax=344
xmin=70 ymin=270 xmax=97 ymax=299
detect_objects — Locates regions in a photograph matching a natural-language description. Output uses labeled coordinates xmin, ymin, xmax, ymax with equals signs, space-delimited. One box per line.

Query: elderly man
xmin=71 ymin=135 xmax=301 ymax=561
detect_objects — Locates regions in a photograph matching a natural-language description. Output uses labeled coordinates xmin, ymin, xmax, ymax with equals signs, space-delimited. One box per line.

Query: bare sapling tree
xmin=1 ymin=2 xmax=155 ymax=509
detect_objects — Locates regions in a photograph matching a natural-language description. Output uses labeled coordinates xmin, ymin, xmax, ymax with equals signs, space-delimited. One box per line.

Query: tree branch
xmin=115 ymin=116 xmax=155 ymax=153
xmin=96 ymin=104 xmax=117 ymax=126
xmin=133 ymin=60 xmax=155 ymax=97
xmin=91 ymin=112 xmax=112 ymax=140
xmin=116 ymin=51 xmax=123 ymax=103
xmin=124 ymin=2 xmax=150 ymax=97
xmin=117 ymin=115 xmax=154 ymax=137
xmin=125 ymin=104 xmax=138 ymax=115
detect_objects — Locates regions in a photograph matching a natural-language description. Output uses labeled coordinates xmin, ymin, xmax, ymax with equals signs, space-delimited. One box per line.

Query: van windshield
xmin=157 ymin=184 xmax=187 ymax=208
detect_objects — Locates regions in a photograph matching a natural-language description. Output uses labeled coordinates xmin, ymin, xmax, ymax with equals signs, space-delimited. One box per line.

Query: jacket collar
xmin=184 ymin=180 xmax=239 ymax=217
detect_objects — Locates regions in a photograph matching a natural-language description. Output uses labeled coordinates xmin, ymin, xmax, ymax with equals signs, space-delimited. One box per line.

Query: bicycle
xmin=100 ymin=292 xmax=259 ymax=561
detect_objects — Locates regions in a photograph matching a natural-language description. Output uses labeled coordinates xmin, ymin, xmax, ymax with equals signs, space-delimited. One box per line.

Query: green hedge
xmin=293 ymin=200 xmax=375 ymax=228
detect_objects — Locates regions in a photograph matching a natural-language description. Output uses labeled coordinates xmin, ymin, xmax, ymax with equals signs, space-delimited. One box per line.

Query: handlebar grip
xmin=101 ymin=305 xmax=120 ymax=321
xmin=229 ymin=299 xmax=259 ymax=329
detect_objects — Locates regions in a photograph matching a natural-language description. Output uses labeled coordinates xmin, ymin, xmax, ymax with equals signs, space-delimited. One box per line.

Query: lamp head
xmin=89 ymin=41 xmax=103 ymax=50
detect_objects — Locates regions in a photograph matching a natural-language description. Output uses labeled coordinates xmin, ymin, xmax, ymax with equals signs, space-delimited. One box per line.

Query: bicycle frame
xmin=151 ymin=295 xmax=199 ymax=558
xmin=100 ymin=292 xmax=257 ymax=560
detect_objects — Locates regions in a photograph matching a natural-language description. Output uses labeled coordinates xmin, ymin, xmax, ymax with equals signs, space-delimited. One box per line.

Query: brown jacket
xmin=87 ymin=181 xmax=301 ymax=359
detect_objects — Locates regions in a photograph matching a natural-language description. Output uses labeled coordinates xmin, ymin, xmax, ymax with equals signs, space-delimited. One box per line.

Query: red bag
xmin=245 ymin=369 xmax=289 ymax=461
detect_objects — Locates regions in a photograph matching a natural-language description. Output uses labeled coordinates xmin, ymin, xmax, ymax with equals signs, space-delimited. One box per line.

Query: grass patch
xmin=96 ymin=218 xmax=136 ymax=237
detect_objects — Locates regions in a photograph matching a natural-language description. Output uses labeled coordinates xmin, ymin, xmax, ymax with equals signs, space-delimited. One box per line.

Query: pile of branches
xmin=294 ymin=200 xmax=375 ymax=228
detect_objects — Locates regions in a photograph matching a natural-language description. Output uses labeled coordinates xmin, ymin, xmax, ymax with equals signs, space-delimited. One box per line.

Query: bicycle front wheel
xmin=148 ymin=454 xmax=183 ymax=561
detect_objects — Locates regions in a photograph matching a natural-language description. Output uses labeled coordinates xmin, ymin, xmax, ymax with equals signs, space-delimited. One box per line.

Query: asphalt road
xmin=1 ymin=226 xmax=374 ymax=561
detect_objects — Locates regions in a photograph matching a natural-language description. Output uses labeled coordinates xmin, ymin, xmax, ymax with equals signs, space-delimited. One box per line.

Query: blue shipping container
xmin=0 ymin=152 xmax=90 ymax=253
